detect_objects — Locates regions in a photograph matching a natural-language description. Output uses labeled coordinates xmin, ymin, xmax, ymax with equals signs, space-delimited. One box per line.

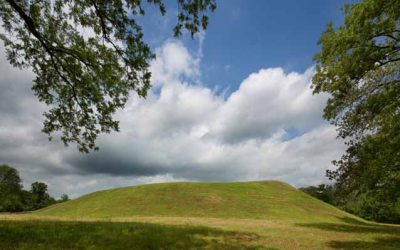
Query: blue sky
xmin=200 ymin=0 xmax=352 ymax=92
xmin=140 ymin=0 xmax=354 ymax=92
xmin=0 ymin=1 xmax=355 ymax=197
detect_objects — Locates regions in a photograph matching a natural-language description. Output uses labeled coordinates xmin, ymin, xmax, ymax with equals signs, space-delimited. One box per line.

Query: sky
xmin=0 ymin=1 xmax=355 ymax=198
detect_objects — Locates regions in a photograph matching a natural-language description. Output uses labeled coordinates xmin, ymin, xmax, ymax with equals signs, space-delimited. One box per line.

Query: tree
xmin=312 ymin=0 xmax=400 ymax=223
xmin=299 ymin=184 xmax=336 ymax=205
xmin=59 ymin=194 xmax=70 ymax=202
xmin=30 ymin=181 xmax=56 ymax=210
xmin=0 ymin=0 xmax=216 ymax=152
xmin=0 ymin=164 xmax=23 ymax=212
xmin=0 ymin=164 xmax=58 ymax=211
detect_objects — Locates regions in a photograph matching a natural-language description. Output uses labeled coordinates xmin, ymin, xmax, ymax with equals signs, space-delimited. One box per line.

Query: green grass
xmin=0 ymin=220 xmax=263 ymax=250
xmin=36 ymin=181 xmax=353 ymax=223
xmin=1 ymin=180 xmax=400 ymax=249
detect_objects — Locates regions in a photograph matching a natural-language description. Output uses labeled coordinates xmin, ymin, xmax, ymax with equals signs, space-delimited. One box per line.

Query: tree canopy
xmin=312 ymin=0 xmax=400 ymax=223
xmin=0 ymin=0 xmax=216 ymax=152
xmin=299 ymin=184 xmax=336 ymax=205
xmin=0 ymin=164 xmax=65 ymax=212
xmin=0 ymin=164 xmax=23 ymax=211
xmin=30 ymin=182 xmax=55 ymax=210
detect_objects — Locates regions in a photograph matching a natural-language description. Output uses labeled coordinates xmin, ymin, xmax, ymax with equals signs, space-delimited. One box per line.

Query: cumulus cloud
xmin=149 ymin=40 xmax=200 ymax=86
xmin=208 ymin=67 xmax=328 ymax=143
xmin=0 ymin=39 xmax=345 ymax=198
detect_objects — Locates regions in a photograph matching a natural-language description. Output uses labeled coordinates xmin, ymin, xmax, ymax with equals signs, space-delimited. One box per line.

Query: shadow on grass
xmin=296 ymin=216 xmax=400 ymax=250
xmin=0 ymin=220 xmax=268 ymax=250
xmin=329 ymin=237 xmax=400 ymax=250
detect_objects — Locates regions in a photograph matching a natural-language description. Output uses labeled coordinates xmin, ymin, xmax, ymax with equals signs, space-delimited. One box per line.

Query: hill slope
xmin=36 ymin=181 xmax=355 ymax=223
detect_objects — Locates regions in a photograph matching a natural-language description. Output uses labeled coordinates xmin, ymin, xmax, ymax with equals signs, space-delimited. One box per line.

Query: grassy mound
xmin=3 ymin=181 xmax=400 ymax=249
xmin=36 ymin=181 xmax=353 ymax=223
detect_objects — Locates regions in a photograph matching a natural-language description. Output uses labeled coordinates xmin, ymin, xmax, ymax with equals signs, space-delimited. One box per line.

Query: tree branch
xmin=5 ymin=0 xmax=84 ymax=109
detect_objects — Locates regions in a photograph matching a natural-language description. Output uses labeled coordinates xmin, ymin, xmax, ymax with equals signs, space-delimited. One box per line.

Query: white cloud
xmin=208 ymin=67 xmax=328 ymax=143
xmin=149 ymin=40 xmax=200 ymax=87
xmin=0 ymin=40 xmax=345 ymax=198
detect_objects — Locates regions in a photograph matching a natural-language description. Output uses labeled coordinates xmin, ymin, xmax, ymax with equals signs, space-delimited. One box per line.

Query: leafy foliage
xmin=299 ymin=184 xmax=337 ymax=205
xmin=0 ymin=0 xmax=216 ymax=152
xmin=312 ymin=0 xmax=400 ymax=223
xmin=29 ymin=182 xmax=56 ymax=210
xmin=0 ymin=164 xmax=58 ymax=212
xmin=0 ymin=164 xmax=24 ymax=212
xmin=60 ymin=194 xmax=70 ymax=202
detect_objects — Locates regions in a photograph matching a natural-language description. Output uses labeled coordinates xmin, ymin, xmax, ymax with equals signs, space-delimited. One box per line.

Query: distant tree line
xmin=299 ymin=184 xmax=336 ymax=205
xmin=0 ymin=164 xmax=69 ymax=212
xmin=300 ymin=183 xmax=400 ymax=224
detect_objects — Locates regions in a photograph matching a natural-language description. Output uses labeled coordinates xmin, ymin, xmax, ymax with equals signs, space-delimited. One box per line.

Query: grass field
xmin=1 ymin=181 xmax=399 ymax=249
